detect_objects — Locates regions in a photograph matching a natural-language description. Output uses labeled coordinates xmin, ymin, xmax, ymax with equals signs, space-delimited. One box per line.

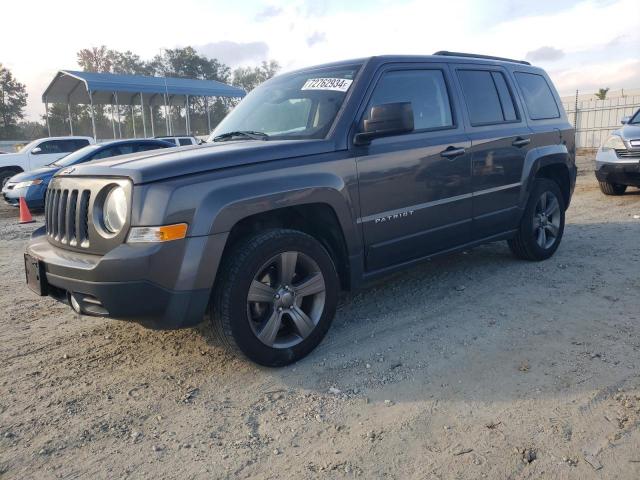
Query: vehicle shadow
xmin=199 ymin=217 xmax=640 ymax=405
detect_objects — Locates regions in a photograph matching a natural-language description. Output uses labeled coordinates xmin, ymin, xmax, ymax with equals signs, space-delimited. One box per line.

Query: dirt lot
xmin=1 ymin=174 xmax=639 ymax=479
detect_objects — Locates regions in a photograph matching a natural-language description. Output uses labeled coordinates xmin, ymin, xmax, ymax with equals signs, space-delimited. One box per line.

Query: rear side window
xmin=178 ymin=138 xmax=193 ymax=146
xmin=91 ymin=146 xmax=122 ymax=160
xmin=364 ymin=69 xmax=453 ymax=131
xmin=135 ymin=143 xmax=167 ymax=152
xmin=457 ymin=70 xmax=518 ymax=125
xmin=514 ymin=72 xmax=560 ymax=120
xmin=66 ymin=139 xmax=90 ymax=151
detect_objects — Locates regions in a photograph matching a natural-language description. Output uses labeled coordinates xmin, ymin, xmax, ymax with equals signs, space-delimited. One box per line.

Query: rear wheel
xmin=508 ymin=178 xmax=565 ymax=261
xmin=598 ymin=180 xmax=627 ymax=196
xmin=211 ymin=229 xmax=339 ymax=366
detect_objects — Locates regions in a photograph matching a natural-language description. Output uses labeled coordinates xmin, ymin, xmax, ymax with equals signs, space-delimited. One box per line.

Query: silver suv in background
xmin=154 ymin=136 xmax=200 ymax=146
xmin=595 ymin=109 xmax=640 ymax=195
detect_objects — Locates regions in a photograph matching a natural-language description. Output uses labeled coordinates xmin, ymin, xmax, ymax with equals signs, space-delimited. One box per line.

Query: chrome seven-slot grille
xmin=615 ymin=149 xmax=640 ymax=159
xmin=45 ymin=187 xmax=91 ymax=248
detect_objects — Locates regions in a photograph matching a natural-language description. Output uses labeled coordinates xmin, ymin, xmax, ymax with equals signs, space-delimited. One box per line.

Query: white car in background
xmin=0 ymin=136 xmax=94 ymax=187
xmin=154 ymin=135 xmax=200 ymax=146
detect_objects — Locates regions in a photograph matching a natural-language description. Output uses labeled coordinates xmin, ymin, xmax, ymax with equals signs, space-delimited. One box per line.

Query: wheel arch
xmin=520 ymin=145 xmax=574 ymax=210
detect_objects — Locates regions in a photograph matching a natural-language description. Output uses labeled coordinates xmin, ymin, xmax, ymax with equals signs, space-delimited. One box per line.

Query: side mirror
xmin=31 ymin=147 xmax=42 ymax=155
xmin=621 ymin=116 xmax=631 ymax=125
xmin=354 ymin=102 xmax=414 ymax=146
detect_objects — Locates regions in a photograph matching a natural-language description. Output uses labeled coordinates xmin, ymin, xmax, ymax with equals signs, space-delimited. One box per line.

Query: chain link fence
xmin=562 ymin=94 xmax=640 ymax=150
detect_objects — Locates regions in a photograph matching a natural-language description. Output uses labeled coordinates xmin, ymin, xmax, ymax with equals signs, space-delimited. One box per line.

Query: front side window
xmin=514 ymin=72 xmax=560 ymax=120
xmin=33 ymin=140 xmax=63 ymax=155
xmin=458 ymin=70 xmax=518 ymax=125
xmin=364 ymin=69 xmax=453 ymax=131
xmin=178 ymin=138 xmax=193 ymax=146
xmin=208 ymin=65 xmax=360 ymax=141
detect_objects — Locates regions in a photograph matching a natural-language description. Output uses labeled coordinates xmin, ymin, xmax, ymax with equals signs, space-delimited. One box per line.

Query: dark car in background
xmin=25 ymin=52 xmax=575 ymax=366
xmin=2 ymin=139 xmax=174 ymax=209
xmin=595 ymin=108 xmax=640 ymax=195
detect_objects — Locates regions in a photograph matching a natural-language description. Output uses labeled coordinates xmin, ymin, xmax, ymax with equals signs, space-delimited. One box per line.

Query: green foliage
xmin=0 ymin=64 xmax=28 ymax=139
xmin=595 ymin=88 xmax=610 ymax=100
xmin=232 ymin=60 xmax=281 ymax=92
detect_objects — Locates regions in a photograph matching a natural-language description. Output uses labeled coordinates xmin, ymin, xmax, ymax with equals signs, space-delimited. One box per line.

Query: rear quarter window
xmin=514 ymin=72 xmax=560 ymax=120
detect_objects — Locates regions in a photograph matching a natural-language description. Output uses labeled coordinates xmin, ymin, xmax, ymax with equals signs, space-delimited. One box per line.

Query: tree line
xmin=0 ymin=46 xmax=280 ymax=140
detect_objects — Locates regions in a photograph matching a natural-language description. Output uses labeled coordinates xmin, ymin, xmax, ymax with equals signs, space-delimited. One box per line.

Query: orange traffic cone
xmin=19 ymin=197 xmax=35 ymax=224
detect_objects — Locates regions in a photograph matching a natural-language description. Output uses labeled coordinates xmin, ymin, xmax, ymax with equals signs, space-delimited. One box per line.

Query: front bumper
xmin=2 ymin=183 xmax=46 ymax=208
xmin=595 ymin=148 xmax=640 ymax=186
xmin=25 ymin=227 xmax=228 ymax=329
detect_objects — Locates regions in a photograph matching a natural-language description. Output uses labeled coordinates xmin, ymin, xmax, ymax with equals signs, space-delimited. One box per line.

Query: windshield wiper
xmin=213 ymin=131 xmax=269 ymax=142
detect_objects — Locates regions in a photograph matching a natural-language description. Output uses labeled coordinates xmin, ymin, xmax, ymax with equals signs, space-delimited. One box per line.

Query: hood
xmin=620 ymin=123 xmax=640 ymax=141
xmin=8 ymin=166 xmax=58 ymax=183
xmin=60 ymin=139 xmax=336 ymax=184
xmin=0 ymin=152 xmax=22 ymax=167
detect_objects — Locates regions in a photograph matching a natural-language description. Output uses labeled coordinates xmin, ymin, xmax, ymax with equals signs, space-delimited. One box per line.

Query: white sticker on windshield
xmin=302 ymin=78 xmax=353 ymax=92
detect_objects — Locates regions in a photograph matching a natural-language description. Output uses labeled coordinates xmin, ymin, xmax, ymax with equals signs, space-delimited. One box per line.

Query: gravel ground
xmin=1 ymin=174 xmax=639 ymax=479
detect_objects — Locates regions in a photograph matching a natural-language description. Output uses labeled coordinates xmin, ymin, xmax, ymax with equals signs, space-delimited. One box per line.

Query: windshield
xmin=208 ymin=65 xmax=361 ymax=142
xmin=630 ymin=109 xmax=640 ymax=125
xmin=51 ymin=144 xmax=101 ymax=167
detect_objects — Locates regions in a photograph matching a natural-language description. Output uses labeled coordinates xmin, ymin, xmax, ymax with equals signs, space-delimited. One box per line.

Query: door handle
xmin=440 ymin=146 xmax=466 ymax=159
xmin=512 ymin=137 xmax=531 ymax=148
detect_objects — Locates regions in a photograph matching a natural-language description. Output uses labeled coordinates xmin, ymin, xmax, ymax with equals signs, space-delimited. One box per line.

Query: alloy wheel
xmin=246 ymin=251 xmax=326 ymax=349
xmin=533 ymin=190 xmax=561 ymax=249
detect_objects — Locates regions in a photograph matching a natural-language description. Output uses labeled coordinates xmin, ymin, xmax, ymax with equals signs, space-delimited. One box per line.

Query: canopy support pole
xmin=44 ymin=97 xmax=51 ymax=137
xmin=110 ymin=100 xmax=116 ymax=139
xmin=67 ymin=101 xmax=74 ymax=136
xmin=114 ymin=92 xmax=122 ymax=138
xmin=205 ymin=97 xmax=211 ymax=133
xmin=167 ymin=95 xmax=173 ymax=135
xmin=140 ymin=93 xmax=147 ymax=138
xmin=88 ymin=91 xmax=97 ymax=141
xmin=150 ymin=105 xmax=155 ymax=136
xmin=185 ymin=95 xmax=190 ymax=135
xmin=131 ymin=105 xmax=136 ymax=138
xmin=163 ymin=94 xmax=169 ymax=135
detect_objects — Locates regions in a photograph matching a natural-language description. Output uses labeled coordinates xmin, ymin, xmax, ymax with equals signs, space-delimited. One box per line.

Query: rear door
xmin=355 ymin=64 xmax=473 ymax=271
xmin=452 ymin=66 xmax=533 ymax=239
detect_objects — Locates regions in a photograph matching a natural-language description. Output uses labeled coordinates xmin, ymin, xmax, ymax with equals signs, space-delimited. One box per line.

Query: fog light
xmin=69 ymin=294 xmax=82 ymax=314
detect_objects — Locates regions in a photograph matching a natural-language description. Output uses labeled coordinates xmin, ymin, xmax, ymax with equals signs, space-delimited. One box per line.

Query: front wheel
xmin=211 ymin=229 xmax=339 ymax=367
xmin=508 ymin=178 xmax=566 ymax=261
xmin=598 ymin=180 xmax=627 ymax=196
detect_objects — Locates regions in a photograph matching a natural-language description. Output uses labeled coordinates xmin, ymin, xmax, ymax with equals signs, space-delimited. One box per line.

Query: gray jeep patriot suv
xmin=25 ymin=52 xmax=576 ymax=366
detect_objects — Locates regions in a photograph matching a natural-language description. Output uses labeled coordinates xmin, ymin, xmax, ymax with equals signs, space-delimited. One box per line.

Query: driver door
xmin=354 ymin=65 xmax=473 ymax=271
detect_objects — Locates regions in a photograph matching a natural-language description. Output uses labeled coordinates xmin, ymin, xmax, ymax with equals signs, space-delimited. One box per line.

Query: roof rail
xmin=433 ymin=51 xmax=531 ymax=66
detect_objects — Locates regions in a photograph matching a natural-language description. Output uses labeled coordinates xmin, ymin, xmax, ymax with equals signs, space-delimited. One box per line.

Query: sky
xmin=1 ymin=0 xmax=639 ymax=120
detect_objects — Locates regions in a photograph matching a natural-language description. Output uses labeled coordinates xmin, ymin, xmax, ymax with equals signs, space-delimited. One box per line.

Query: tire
xmin=0 ymin=168 xmax=21 ymax=188
xmin=508 ymin=178 xmax=566 ymax=261
xmin=598 ymin=180 xmax=627 ymax=196
xmin=211 ymin=229 xmax=339 ymax=367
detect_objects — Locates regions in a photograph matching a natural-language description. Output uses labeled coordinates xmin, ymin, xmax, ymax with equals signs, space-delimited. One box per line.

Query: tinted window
xmin=65 ymin=139 xmax=90 ymax=151
xmin=135 ymin=143 xmax=168 ymax=152
xmin=364 ymin=69 xmax=453 ymax=131
xmin=458 ymin=70 xmax=518 ymax=125
xmin=514 ymin=72 xmax=560 ymax=120
xmin=178 ymin=138 xmax=193 ymax=146
xmin=34 ymin=140 xmax=64 ymax=154
xmin=491 ymin=72 xmax=517 ymax=121
xmin=91 ymin=146 xmax=123 ymax=160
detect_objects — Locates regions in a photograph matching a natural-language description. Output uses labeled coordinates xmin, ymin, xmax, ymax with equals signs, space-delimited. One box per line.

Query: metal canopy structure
xmin=42 ymin=70 xmax=246 ymax=139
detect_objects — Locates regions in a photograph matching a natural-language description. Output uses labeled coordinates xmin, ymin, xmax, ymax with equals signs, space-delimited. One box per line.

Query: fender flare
xmin=190 ymin=171 xmax=362 ymax=255
xmin=518 ymin=144 xmax=573 ymax=209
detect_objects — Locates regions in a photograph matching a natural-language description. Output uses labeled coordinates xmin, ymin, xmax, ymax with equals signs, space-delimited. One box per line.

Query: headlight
xmin=13 ymin=179 xmax=43 ymax=189
xmin=102 ymin=186 xmax=127 ymax=234
xmin=602 ymin=135 xmax=625 ymax=151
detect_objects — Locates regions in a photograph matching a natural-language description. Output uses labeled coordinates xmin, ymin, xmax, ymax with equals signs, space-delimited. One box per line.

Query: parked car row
xmin=2 ymin=139 xmax=175 ymax=209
